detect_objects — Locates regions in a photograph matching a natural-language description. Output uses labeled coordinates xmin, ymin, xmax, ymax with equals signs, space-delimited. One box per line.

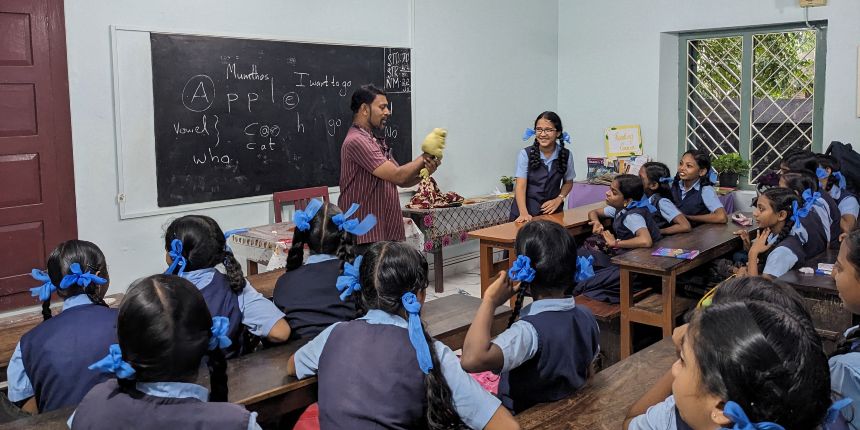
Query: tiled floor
xmin=425 ymin=267 xmax=483 ymax=302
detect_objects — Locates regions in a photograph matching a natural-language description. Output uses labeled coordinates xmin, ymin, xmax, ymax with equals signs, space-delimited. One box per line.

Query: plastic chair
xmin=273 ymin=186 xmax=330 ymax=223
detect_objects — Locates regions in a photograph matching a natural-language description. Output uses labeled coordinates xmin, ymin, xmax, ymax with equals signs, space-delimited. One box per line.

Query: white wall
xmin=63 ymin=0 xmax=558 ymax=292
xmin=558 ymin=0 xmax=860 ymax=175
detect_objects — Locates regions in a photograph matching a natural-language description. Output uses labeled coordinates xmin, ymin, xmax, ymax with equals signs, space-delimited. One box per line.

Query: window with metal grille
xmin=679 ymin=25 xmax=826 ymax=185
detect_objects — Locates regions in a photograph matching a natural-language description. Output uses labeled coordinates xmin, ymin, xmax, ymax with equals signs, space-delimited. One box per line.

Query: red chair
xmin=273 ymin=186 xmax=330 ymax=223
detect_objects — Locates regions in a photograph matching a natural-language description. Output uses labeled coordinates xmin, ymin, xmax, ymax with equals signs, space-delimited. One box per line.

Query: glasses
xmin=534 ymin=128 xmax=557 ymax=135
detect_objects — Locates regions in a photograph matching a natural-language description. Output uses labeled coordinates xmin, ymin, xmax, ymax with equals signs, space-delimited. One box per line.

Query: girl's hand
xmin=540 ymin=196 xmax=563 ymax=214
xmin=484 ymin=271 xmax=519 ymax=308
xmin=602 ymin=230 xmax=618 ymax=247
xmin=590 ymin=219 xmax=604 ymax=235
xmin=734 ymin=229 xmax=751 ymax=250
xmin=515 ymin=214 xmax=532 ymax=223
xmin=749 ymin=227 xmax=773 ymax=256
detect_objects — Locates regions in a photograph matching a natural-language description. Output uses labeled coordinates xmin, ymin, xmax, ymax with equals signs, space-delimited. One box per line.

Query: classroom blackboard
xmin=150 ymin=33 xmax=412 ymax=207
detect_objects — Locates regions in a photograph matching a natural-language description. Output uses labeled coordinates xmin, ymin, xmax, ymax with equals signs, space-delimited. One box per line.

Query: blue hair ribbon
xmin=292 ymin=198 xmax=324 ymax=232
xmin=522 ymin=128 xmax=535 ymax=141
xmin=89 ymin=344 xmax=136 ymax=379
xmin=575 ymin=255 xmax=595 ymax=282
xmin=708 ymin=168 xmax=718 ymax=184
xmin=824 ymin=398 xmax=853 ymax=425
xmin=209 ymin=316 xmax=233 ymax=351
xmin=722 ymin=401 xmax=784 ymax=430
xmin=29 ymin=269 xmax=56 ymax=302
xmin=335 ymin=255 xmax=362 ymax=301
xmin=626 ymin=195 xmax=657 ymax=213
xmin=561 ymin=131 xmax=571 ymax=144
xmin=790 ymin=200 xmax=811 ymax=225
xmin=801 ymin=188 xmax=821 ymax=209
xmin=165 ymin=239 xmax=187 ymax=276
xmin=223 ymin=228 xmax=248 ymax=253
xmin=508 ymin=255 xmax=536 ymax=282
xmin=59 ymin=263 xmax=107 ymax=290
xmin=833 ymin=171 xmax=847 ymax=189
xmin=658 ymin=176 xmax=674 ymax=184
xmin=401 ymin=292 xmax=434 ymax=374
xmin=816 ymin=166 xmax=829 ymax=180
xmin=333 ymin=203 xmax=377 ymax=236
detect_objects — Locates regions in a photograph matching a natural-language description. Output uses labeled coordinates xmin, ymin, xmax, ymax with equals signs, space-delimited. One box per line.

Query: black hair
xmin=781 ymin=149 xmax=818 ymax=173
xmin=780 ymin=169 xmax=819 ymax=205
xmin=286 ymin=202 xmax=356 ymax=271
xmin=752 ymin=188 xmax=799 ymax=245
xmin=118 ymin=274 xmax=228 ymax=401
xmin=816 ymin=154 xmax=841 ymax=192
xmin=41 ymin=240 xmax=110 ymax=321
xmin=614 ymin=173 xmax=645 ymax=202
xmin=349 ymin=84 xmax=386 ymax=114
xmin=507 ymin=220 xmax=577 ymax=327
xmin=677 ymin=149 xmax=714 ymax=186
xmin=164 ymin=215 xmax=244 ymax=294
xmin=689 ymin=301 xmax=829 ymax=429
xmin=641 ymin=161 xmax=673 ymax=200
xmin=357 ymin=242 xmax=464 ymax=429
xmin=526 ymin=111 xmax=570 ymax=177
xmin=711 ymin=276 xmax=814 ymax=324
xmin=833 ymin=230 xmax=860 ymax=357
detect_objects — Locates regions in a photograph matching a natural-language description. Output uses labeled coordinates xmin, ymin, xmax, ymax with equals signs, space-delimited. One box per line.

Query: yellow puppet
xmin=419 ymin=128 xmax=447 ymax=178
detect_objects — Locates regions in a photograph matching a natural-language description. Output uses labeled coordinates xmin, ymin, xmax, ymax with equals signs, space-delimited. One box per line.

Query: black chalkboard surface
xmin=150 ymin=33 xmax=412 ymax=207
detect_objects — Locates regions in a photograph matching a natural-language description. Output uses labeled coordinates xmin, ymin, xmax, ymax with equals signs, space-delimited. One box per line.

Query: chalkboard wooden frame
xmin=110 ymin=25 xmax=414 ymax=219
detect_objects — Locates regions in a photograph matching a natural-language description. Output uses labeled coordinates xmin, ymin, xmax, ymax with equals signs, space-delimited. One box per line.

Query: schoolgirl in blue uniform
xmin=828 ymin=229 xmax=860 ymax=429
xmin=639 ymin=162 xmax=691 ymax=235
xmin=459 ymin=220 xmax=599 ymax=414
xmin=671 ymin=150 xmax=727 ymax=225
xmin=781 ymin=170 xmax=837 ymax=250
xmin=164 ymin=215 xmax=290 ymax=356
xmin=818 ymin=154 xmax=859 ymax=236
xmin=71 ymin=274 xmax=260 ymax=429
xmin=7 ymin=240 xmax=117 ymax=413
xmin=735 ymin=188 xmax=807 ymax=278
xmin=273 ymin=199 xmax=376 ymax=340
xmin=510 ymin=111 xmax=575 ymax=223
xmin=625 ymin=300 xmax=831 ymax=429
xmin=287 ymin=242 xmax=518 ymax=430
xmin=575 ymin=174 xmax=662 ymax=303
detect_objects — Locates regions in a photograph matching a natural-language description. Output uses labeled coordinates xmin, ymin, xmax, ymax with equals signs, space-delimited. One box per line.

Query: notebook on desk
xmin=651 ymin=248 xmax=700 ymax=259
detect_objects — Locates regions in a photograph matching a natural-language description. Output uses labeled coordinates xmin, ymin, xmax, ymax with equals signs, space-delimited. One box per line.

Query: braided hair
xmin=640 ymin=161 xmax=673 ymax=200
xmin=781 ymin=149 xmax=818 ymax=173
xmin=285 ymin=202 xmax=356 ymax=271
xmin=780 ymin=169 xmax=819 ymax=205
xmin=117 ymin=274 xmax=229 ymax=401
xmin=357 ymin=242 xmax=466 ymax=429
xmin=689 ymin=301 xmax=830 ymax=428
xmin=527 ymin=111 xmax=570 ymax=176
xmin=752 ymin=188 xmax=799 ymax=245
xmin=817 ymin=154 xmax=841 ymax=192
xmin=41 ymin=240 xmax=110 ymax=321
xmin=507 ymin=220 xmax=577 ymax=328
xmin=164 ymin=215 xmax=244 ymax=294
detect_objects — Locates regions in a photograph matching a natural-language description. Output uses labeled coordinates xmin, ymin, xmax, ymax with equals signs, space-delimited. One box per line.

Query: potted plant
xmin=712 ymin=153 xmax=750 ymax=188
xmin=500 ymin=176 xmax=515 ymax=192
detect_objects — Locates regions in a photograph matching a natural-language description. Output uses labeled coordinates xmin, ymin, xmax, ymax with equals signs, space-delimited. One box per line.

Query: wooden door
xmin=0 ymin=0 xmax=76 ymax=310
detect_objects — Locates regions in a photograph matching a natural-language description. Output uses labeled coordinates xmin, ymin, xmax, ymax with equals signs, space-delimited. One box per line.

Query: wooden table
xmin=612 ymin=222 xmax=755 ymax=358
xmin=0 ymin=294 xmax=510 ymax=429
xmin=778 ymin=249 xmax=837 ymax=297
xmin=468 ymin=202 xmax=606 ymax=294
xmin=517 ymin=338 xmax=675 ymax=429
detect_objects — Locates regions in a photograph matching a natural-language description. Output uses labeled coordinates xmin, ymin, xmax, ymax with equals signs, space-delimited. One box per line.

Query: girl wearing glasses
xmin=509 ymin=111 xmax=575 ymax=223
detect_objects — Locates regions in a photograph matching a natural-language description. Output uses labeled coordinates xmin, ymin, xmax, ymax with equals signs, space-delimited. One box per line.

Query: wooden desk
xmin=468 ymin=202 xmax=606 ymax=294
xmin=246 ymin=270 xmax=282 ymax=299
xmin=517 ymin=338 xmax=675 ymax=429
xmin=778 ymin=249 xmax=837 ymax=297
xmin=613 ymin=222 xmax=754 ymax=358
xmin=0 ymin=294 xmax=509 ymax=428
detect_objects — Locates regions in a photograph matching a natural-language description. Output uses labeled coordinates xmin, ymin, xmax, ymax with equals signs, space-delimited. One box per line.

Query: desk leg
xmin=661 ymin=274 xmax=676 ymax=337
xmin=433 ymin=248 xmax=444 ymax=293
xmin=247 ymin=260 xmax=258 ymax=276
xmin=479 ymin=242 xmax=494 ymax=297
xmin=620 ymin=267 xmax=633 ymax=359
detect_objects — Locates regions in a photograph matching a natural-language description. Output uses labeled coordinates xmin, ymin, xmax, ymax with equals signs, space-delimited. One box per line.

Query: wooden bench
xmin=246 ymin=269 xmax=281 ymax=299
xmin=612 ymin=222 xmax=755 ymax=358
xmin=0 ymin=294 xmax=510 ymax=428
xmin=574 ymin=288 xmax=653 ymax=368
xmin=517 ymin=338 xmax=675 ymax=429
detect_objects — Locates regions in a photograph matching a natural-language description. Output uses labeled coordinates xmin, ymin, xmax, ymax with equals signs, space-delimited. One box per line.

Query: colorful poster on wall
xmin=604 ymin=125 xmax=643 ymax=157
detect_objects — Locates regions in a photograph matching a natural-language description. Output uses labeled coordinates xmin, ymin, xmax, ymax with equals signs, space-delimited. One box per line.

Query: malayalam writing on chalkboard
xmin=151 ymin=33 xmax=412 ymax=207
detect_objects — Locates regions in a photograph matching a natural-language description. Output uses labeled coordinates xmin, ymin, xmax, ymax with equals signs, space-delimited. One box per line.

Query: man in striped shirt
xmin=339 ymin=84 xmax=439 ymax=252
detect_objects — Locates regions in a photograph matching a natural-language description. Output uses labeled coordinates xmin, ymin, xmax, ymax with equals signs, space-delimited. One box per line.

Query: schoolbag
xmin=825 ymin=141 xmax=860 ymax=194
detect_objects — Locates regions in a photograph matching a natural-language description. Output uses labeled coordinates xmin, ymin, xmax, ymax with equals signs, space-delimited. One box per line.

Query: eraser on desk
xmin=798 ymin=267 xmax=814 ymax=275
